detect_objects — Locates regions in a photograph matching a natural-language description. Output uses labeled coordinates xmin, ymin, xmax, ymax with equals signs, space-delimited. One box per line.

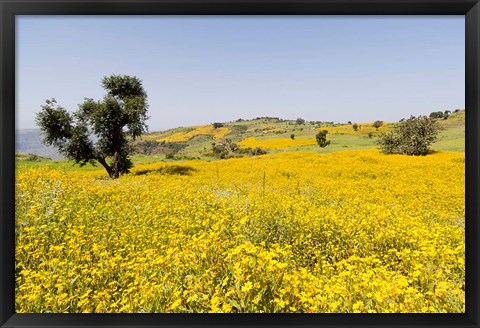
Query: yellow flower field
xmin=15 ymin=150 xmax=465 ymax=313
xmin=238 ymin=137 xmax=317 ymax=149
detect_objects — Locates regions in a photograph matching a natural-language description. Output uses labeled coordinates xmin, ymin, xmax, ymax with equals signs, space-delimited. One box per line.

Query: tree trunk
xmin=97 ymin=158 xmax=116 ymax=179
xmin=110 ymin=151 xmax=120 ymax=179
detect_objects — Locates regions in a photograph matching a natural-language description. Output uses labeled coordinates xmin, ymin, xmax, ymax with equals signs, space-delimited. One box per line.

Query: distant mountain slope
xmin=15 ymin=129 xmax=63 ymax=159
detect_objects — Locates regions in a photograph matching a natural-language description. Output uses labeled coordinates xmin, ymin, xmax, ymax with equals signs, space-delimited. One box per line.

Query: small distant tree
xmin=352 ymin=123 xmax=359 ymax=131
xmin=376 ymin=115 xmax=443 ymax=156
xmin=347 ymin=121 xmax=352 ymax=125
xmin=429 ymin=111 xmax=445 ymax=119
xmin=296 ymin=118 xmax=305 ymax=125
xmin=290 ymin=133 xmax=295 ymax=140
xmin=373 ymin=120 xmax=383 ymax=131
xmin=36 ymin=75 xmax=149 ymax=178
xmin=316 ymin=130 xmax=331 ymax=148
xmin=212 ymin=122 xmax=224 ymax=129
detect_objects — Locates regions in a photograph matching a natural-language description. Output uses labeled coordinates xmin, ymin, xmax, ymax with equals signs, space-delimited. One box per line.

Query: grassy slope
xmin=16 ymin=111 xmax=465 ymax=169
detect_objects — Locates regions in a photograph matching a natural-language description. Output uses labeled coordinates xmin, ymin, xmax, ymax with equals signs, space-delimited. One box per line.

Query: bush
xmin=211 ymin=139 xmax=240 ymax=159
xmin=212 ymin=122 xmax=224 ymax=129
xmin=250 ymin=147 xmax=267 ymax=156
xmin=352 ymin=123 xmax=359 ymax=131
xmin=290 ymin=134 xmax=295 ymax=140
xmin=26 ymin=154 xmax=42 ymax=162
xmin=376 ymin=115 xmax=442 ymax=156
xmin=296 ymin=118 xmax=305 ymax=125
xmin=429 ymin=111 xmax=449 ymax=120
xmin=316 ymin=130 xmax=331 ymax=148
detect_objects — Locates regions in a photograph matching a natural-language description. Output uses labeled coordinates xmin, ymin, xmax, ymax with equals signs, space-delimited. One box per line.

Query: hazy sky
xmin=16 ymin=16 xmax=464 ymax=132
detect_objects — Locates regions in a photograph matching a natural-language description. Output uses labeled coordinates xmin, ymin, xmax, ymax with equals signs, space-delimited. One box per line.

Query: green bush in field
xmin=376 ymin=115 xmax=442 ymax=156
xmin=316 ymin=130 xmax=331 ymax=148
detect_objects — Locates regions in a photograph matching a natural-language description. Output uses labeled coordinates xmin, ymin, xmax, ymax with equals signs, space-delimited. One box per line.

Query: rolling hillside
xmin=132 ymin=110 xmax=465 ymax=161
xmin=15 ymin=110 xmax=465 ymax=167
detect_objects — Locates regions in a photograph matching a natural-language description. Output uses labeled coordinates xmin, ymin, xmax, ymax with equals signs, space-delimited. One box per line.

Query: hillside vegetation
xmin=131 ymin=110 xmax=464 ymax=162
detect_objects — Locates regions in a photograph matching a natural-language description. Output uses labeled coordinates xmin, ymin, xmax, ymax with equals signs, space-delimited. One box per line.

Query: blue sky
xmin=16 ymin=16 xmax=464 ymax=132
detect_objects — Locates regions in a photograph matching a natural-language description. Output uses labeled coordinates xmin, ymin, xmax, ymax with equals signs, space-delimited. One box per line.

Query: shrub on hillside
xmin=296 ymin=118 xmax=305 ymax=125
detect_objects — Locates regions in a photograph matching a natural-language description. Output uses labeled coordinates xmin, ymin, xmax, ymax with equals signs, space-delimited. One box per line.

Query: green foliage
xmin=352 ymin=123 xmax=359 ymax=131
xmin=211 ymin=139 xmax=240 ymax=159
xmin=212 ymin=122 xmax=224 ymax=129
xmin=26 ymin=154 xmax=42 ymax=162
xmin=210 ymin=140 xmax=267 ymax=159
xmin=231 ymin=125 xmax=248 ymax=133
xmin=36 ymin=75 xmax=149 ymax=178
xmin=290 ymin=134 xmax=295 ymax=140
xmin=250 ymin=147 xmax=268 ymax=156
xmin=376 ymin=115 xmax=443 ymax=156
xmin=316 ymin=130 xmax=331 ymax=148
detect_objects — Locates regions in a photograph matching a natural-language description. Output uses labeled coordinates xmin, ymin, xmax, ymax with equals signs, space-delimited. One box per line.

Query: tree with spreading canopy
xmin=36 ymin=75 xmax=149 ymax=178
xmin=375 ymin=115 xmax=442 ymax=156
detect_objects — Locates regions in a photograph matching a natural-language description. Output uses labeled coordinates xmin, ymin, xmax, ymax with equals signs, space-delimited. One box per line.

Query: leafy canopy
xmin=36 ymin=75 xmax=149 ymax=178
xmin=375 ymin=115 xmax=442 ymax=156
xmin=316 ymin=130 xmax=331 ymax=148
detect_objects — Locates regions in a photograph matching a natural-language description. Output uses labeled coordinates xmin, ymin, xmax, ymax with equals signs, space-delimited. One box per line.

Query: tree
xmin=373 ymin=120 xmax=383 ymax=131
xmin=290 ymin=133 xmax=295 ymax=140
xmin=352 ymin=123 xmax=359 ymax=131
xmin=212 ymin=122 xmax=224 ymax=129
xmin=375 ymin=115 xmax=442 ymax=156
xmin=429 ymin=111 xmax=445 ymax=119
xmin=36 ymin=75 xmax=149 ymax=178
xmin=296 ymin=118 xmax=305 ymax=125
xmin=316 ymin=130 xmax=331 ymax=148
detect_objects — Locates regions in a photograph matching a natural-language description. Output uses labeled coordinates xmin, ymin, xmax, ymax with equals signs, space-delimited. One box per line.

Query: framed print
xmin=1 ymin=0 xmax=479 ymax=327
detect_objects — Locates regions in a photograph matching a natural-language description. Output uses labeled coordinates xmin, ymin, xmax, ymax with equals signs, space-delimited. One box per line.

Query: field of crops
xmin=15 ymin=150 xmax=465 ymax=313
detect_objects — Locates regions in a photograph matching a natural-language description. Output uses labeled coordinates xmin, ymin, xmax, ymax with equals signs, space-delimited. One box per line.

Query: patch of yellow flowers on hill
xmin=15 ymin=150 xmax=464 ymax=313
xmin=156 ymin=125 xmax=230 ymax=143
xmin=238 ymin=137 xmax=317 ymax=149
xmin=321 ymin=123 xmax=391 ymax=135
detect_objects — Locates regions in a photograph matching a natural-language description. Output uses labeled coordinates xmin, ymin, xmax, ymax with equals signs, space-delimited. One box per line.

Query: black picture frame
xmin=1 ymin=1 xmax=479 ymax=327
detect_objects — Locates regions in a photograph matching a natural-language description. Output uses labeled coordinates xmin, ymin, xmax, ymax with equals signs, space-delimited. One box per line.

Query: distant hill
xmin=132 ymin=110 xmax=465 ymax=159
xmin=15 ymin=129 xmax=63 ymax=159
